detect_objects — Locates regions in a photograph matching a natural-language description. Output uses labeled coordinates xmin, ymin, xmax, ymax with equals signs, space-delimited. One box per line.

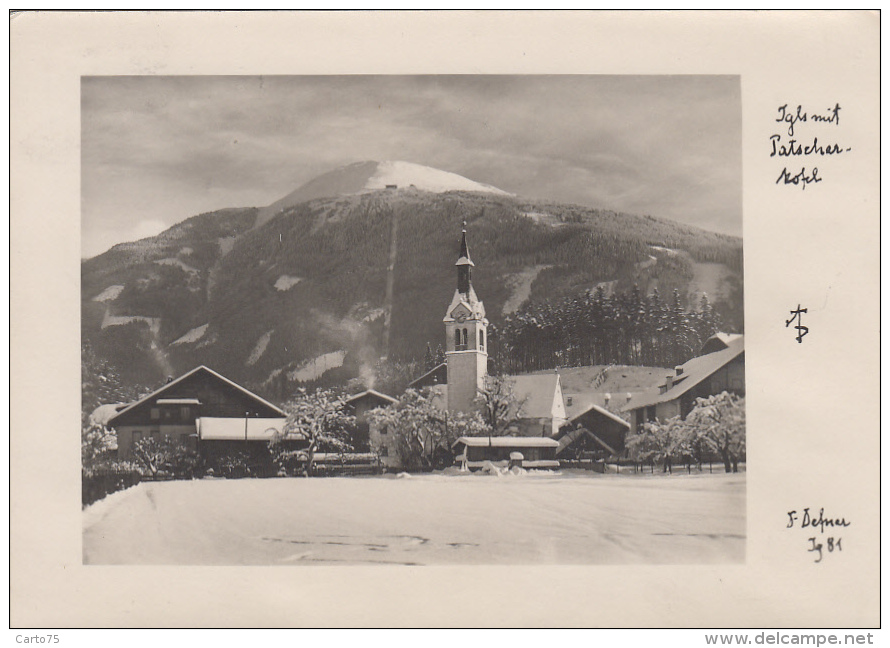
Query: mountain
xmin=82 ymin=161 xmax=743 ymax=398
xmin=255 ymin=160 xmax=511 ymax=229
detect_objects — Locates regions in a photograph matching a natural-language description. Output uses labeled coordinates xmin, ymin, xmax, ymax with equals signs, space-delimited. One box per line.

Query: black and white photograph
xmin=80 ymin=75 xmax=746 ymax=566
xmin=11 ymin=10 xmax=879 ymax=630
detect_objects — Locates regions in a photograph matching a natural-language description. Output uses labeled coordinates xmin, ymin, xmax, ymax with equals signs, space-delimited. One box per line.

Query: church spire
xmin=456 ymin=221 xmax=475 ymax=295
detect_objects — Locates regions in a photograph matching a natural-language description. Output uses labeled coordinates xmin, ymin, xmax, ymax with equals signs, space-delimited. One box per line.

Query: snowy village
xmin=80 ymin=77 xmax=745 ymax=565
xmin=82 ymin=214 xmax=745 ymax=565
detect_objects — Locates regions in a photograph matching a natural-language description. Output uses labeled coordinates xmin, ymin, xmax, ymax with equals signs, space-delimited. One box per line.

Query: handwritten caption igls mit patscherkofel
xmin=772 ymin=103 xmax=850 ymax=189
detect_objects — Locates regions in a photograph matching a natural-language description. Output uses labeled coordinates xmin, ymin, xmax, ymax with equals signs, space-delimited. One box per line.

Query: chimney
xmin=604 ymin=393 xmax=611 ymax=407
xmin=626 ymin=392 xmax=633 ymax=403
xmin=665 ymin=375 xmax=673 ymax=390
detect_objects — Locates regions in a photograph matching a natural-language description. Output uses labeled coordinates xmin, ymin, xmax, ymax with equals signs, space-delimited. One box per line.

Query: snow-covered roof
xmin=623 ymin=335 xmax=744 ymax=412
xmin=196 ymin=416 xmax=285 ymax=441
xmin=408 ymin=362 xmax=447 ymax=389
xmin=108 ymin=365 xmax=285 ymax=426
xmin=701 ymin=332 xmax=744 ymax=355
xmin=453 ymin=436 xmax=560 ymax=448
xmin=345 ymin=389 xmax=399 ymax=405
xmin=89 ymin=403 xmax=129 ymax=427
xmin=156 ymin=398 xmax=201 ymax=405
xmin=567 ymin=403 xmax=629 ymax=429
xmin=443 ymin=286 xmax=486 ymax=322
xmin=507 ymin=373 xmax=562 ymax=419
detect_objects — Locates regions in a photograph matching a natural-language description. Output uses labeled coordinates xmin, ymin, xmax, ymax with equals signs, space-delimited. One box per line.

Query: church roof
xmin=456 ymin=227 xmax=474 ymax=266
xmin=443 ymin=286 xmax=486 ymax=322
xmin=507 ymin=373 xmax=562 ymax=419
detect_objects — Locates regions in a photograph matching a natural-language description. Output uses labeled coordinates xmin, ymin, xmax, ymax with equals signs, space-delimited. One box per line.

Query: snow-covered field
xmin=83 ymin=472 xmax=744 ymax=566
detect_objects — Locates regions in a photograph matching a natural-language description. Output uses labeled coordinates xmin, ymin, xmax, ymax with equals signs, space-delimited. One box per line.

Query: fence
xmin=82 ymin=467 xmax=142 ymax=507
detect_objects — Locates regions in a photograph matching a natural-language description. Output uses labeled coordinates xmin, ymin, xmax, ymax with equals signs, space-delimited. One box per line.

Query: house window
xmin=645 ymin=406 xmax=657 ymax=422
xmin=132 ymin=431 xmax=143 ymax=444
xmin=479 ymin=329 xmax=485 ymax=350
xmin=566 ymin=396 xmax=573 ymax=407
xmin=150 ymin=408 xmax=160 ymax=420
xmin=462 ymin=328 xmax=468 ymax=347
xmin=150 ymin=429 xmax=160 ymax=441
xmin=379 ymin=446 xmax=389 ymax=457
xmin=455 ymin=329 xmax=462 ymax=350
xmin=180 ymin=406 xmax=191 ymax=421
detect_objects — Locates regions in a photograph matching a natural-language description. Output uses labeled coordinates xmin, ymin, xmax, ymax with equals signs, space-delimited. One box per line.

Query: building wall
xmin=368 ymin=421 xmax=401 ymax=470
xmin=515 ymin=417 xmax=553 ymax=437
xmin=656 ymin=399 xmax=681 ymax=422
xmin=704 ymin=355 xmax=746 ymax=395
xmin=116 ymin=423 xmax=197 ymax=459
xmin=446 ymin=349 xmax=487 ymax=412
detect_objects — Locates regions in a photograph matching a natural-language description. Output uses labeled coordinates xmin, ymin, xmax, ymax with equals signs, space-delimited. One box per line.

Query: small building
xmin=452 ymin=436 xmax=560 ymax=471
xmin=506 ymin=373 xmax=568 ymax=436
xmin=344 ymin=388 xmax=399 ymax=466
xmin=556 ymin=402 xmax=630 ymax=461
xmin=623 ymin=333 xmax=745 ymax=434
xmin=107 ymin=365 xmax=286 ymax=459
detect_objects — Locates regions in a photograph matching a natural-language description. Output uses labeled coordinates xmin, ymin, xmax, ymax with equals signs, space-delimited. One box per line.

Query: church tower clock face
xmin=452 ymin=306 xmax=470 ymax=323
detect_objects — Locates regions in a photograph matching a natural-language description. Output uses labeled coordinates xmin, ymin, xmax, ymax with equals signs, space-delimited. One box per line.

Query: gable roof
xmin=701 ymin=332 xmax=743 ymax=355
xmin=507 ymin=373 xmax=562 ymax=419
xmin=556 ymin=427 xmax=618 ymax=456
xmin=408 ymin=362 xmax=447 ymax=389
xmin=344 ymin=389 xmax=399 ymax=406
xmin=622 ymin=335 xmax=744 ymax=412
xmin=567 ymin=402 xmax=630 ymax=429
xmin=108 ymin=365 xmax=285 ymax=426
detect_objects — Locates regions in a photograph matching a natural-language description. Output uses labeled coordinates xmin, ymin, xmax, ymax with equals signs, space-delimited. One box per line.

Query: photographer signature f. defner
xmin=787 ymin=508 xmax=851 ymax=534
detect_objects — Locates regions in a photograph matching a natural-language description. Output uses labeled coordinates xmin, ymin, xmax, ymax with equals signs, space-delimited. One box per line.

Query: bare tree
xmin=475 ymin=375 xmax=527 ymax=435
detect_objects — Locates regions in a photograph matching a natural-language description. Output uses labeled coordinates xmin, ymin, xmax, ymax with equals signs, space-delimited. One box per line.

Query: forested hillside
xmin=82 ymin=186 xmax=743 ymax=398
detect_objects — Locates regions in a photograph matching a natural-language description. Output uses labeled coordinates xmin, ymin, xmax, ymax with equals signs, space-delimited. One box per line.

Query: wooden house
xmin=623 ymin=333 xmax=745 ymax=434
xmin=107 ymin=365 xmax=286 ymax=459
xmin=556 ymin=401 xmax=630 ymax=461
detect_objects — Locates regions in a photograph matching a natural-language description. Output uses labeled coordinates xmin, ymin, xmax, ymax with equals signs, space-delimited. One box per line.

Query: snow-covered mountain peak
xmin=257 ymin=161 xmax=511 ymax=227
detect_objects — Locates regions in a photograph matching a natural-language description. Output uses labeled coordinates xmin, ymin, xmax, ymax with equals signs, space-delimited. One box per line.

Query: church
xmin=367 ymin=225 xmax=567 ymax=470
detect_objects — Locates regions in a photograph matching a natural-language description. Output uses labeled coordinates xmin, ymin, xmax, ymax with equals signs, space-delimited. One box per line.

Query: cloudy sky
xmin=82 ymin=75 xmax=741 ymax=258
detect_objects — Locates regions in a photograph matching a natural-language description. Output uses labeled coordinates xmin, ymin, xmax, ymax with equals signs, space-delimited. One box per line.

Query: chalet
xmin=556 ymin=397 xmax=630 ymax=461
xmin=107 ymin=365 xmax=286 ymax=459
xmin=623 ymin=333 xmax=745 ymax=434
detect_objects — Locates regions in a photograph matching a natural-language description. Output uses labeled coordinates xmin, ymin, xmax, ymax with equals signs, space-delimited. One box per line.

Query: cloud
xmin=81 ymin=75 xmax=742 ymax=256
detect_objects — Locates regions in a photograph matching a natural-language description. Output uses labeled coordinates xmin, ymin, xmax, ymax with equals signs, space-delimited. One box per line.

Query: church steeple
xmin=443 ymin=222 xmax=488 ymax=413
xmin=456 ymin=221 xmax=474 ymax=295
